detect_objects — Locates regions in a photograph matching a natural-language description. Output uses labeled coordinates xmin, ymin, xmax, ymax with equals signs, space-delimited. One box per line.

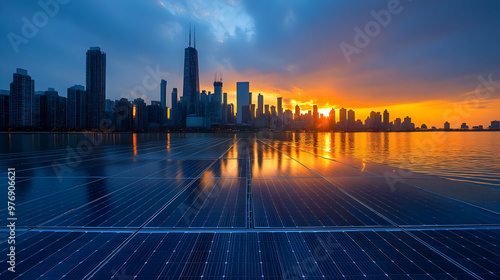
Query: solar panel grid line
xmin=256 ymin=139 xmax=396 ymax=226
xmin=45 ymin=179 xmax=160 ymax=227
xmin=388 ymin=230 xmax=482 ymax=279
xmin=12 ymin=139 xmax=217 ymax=208
xmin=267 ymin=139 xmax=382 ymax=178
xmin=12 ymin=137 xmax=221 ymax=181
xmin=0 ymin=231 xmax=63 ymax=276
xmin=10 ymin=138 xmax=191 ymax=174
xmin=202 ymin=232 xmax=230 ymax=278
xmin=192 ymin=179 xmax=227 ymax=228
xmin=330 ymin=179 xmax=426 ymax=226
xmin=256 ymin=138 xmax=487 ymax=278
xmin=31 ymin=139 xmax=234 ymax=228
xmin=272 ymin=137 xmax=500 ymax=222
xmin=46 ymin=179 xmax=189 ymax=228
xmin=30 ymin=177 xmax=158 ymax=228
xmin=0 ymin=136 xmax=175 ymax=159
xmin=138 ymin=139 xmax=238 ymax=228
xmin=178 ymin=233 xmax=214 ymax=278
xmin=247 ymin=154 xmax=253 ymax=229
xmin=330 ymin=178 xmax=500 ymax=226
xmin=402 ymin=181 xmax=500 ymax=217
xmin=84 ymin=139 xmax=240 ymax=279
xmin=178 ymin=179 xmax=228 ymax=228
xmin=415 ymin=230 xmax=500 ymax=277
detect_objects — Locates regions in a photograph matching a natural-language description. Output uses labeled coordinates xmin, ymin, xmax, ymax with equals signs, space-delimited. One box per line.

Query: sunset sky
xmin=1 ymin=0 xmax=499 ymax=128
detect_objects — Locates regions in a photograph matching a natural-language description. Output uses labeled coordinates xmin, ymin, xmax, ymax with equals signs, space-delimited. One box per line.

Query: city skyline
xmin=1 ymin=1 xmax=499 ymax=128
xmin=1 ymin=44 xmax=499 ymax=131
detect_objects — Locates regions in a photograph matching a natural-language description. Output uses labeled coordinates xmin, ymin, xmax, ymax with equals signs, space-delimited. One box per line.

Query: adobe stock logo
xmin=7 ymin=0 xmax=70 ymax=54
xmin=339 ymin=0 xmax=407 ymax=63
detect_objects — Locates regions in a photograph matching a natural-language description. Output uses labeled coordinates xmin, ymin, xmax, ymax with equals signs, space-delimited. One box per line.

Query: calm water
xmin=0 ymin=131 xmax=498 ymax=187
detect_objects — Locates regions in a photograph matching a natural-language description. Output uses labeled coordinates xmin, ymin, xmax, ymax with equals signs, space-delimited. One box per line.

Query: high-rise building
xmin=33 ymin=91 xmax=46 ymax=129
xmin=67 ymin=85 xmax=86 ymax=129
xmin=339 ymin=108 xmax=347 ymax=131
xmin=133 ymin=98 xmax=148 ymax=130
xmin=394 ymin=118 xmax=402 ymax=130
xmin=57 ymin=95 xmax=66 ymax=129
xmin=236 ymin=82 xmax=250 ymax=124
xmin=444 ymin=121 xmax=450 ymax=131
xmin=213 ymin=79 xmax=223 ymax=122
xmin=44 ymin=88 xmax=59 ymax=129
xmin=313 ymin=105 xmax=319 ymax=126
xmin=183 ymin=25 xmax=200 ymax=116
xmin=329 ymin=108 xmax=335 ymax=130
xmin=489 ymin=120 xmax=500 ymax=130
xmin=171 ymin=88 xmax=178 ymax=125
xmin=374 ymin=112 xmax=382 ymax=130
xmin=383 ymin=109 xmax=389 ymax=130
xmin=227 ymin=103 xmax=234 ymax=123
xmin=347 ymin=109 xmax=355 ymax=131
xmin=114 ymin=98 xmax=133 ymax=131
xmin=222 ymin=92 xmax=228 ymax=123
xmin=86 ymin=47 xmax=106 ymax=129
xmin=10 ymin=68 xmax=34 ymax=129
xmin=294 ymin=105 xmax=300 ymax=121
xmin=0 ymin=90 xmax=9 ymax=130
xmin=277 ymin=97 xmax=283 ymax=117
xmin=284 ymin=109 xmax=294 ymax=127
xmin=160 ymin=79 xmax=167 ymax=123
xmin=257 ymin=94 xmax=264 ymax=117
xmin=402 ymin=116 xmax=413 ymax=131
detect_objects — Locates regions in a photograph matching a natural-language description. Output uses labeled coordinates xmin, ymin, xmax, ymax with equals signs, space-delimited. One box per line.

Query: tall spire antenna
xmin=189 ymin=23 xmax=191 ymax=47
xmin=194 ymin=25 xmax=196 ymax=49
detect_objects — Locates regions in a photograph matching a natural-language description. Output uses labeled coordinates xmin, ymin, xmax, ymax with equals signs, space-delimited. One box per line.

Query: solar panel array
xmin=0 ymin=134 xmax=499 ymax=279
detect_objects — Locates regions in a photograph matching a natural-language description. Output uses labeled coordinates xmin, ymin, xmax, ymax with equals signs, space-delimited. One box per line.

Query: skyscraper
xmin=348 ymin=109 xmax=355 ymax=131
xmin=444 ymin=121 xmax=450 ymax=131
xmin=9 ymin=68 xmax=34 ymax=129
xmin=0 ymin=90 xmax=9 ymax=130
xmin=183 ymin=25 xmax=200 ymax=116
xmin=383 ymin=109 xmax=389 ymax=130
xmin=86 ymin=47 xmax=106 ymax=129
xmin=257 ymin=93 xmax=264 ymax=117
xmin=222 ymin=92 xmax=228 ymax=123
xmin=277 ymin=97 xmax=283 ymax=127
xmin=67 ymin=85 xmax=86 ymax=130
xmin=295 ymin=104 xmax=300 ymax=121
xmin=171 ymin=88 xmax=178 ymax=125
xmin=213 ymin=79 xmax=223 ymax=121
xmin=339 ymin=108 xmax=347 ymax=131
xmin=236 ymin=82 xmax=250 ymax=124
xmin=161 ymin=79 xmax=167 ymax=123
xmin=313 ymin=105 xmax=319 ymax=126
xmin=329 ymin=108 xmax=335 ymax=130
xmin=45 ymin=88 xmax=58 ymax=129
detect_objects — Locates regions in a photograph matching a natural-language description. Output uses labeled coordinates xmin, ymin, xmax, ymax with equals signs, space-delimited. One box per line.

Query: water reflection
xmin=263 ymin=132 xmax=499 ymax=187
xmin=0 ymin=132 xmax=498 ymax=187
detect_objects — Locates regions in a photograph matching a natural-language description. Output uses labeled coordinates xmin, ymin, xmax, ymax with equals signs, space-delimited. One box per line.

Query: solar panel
xmin=1 ymin=134 xmax=498 ymax=279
